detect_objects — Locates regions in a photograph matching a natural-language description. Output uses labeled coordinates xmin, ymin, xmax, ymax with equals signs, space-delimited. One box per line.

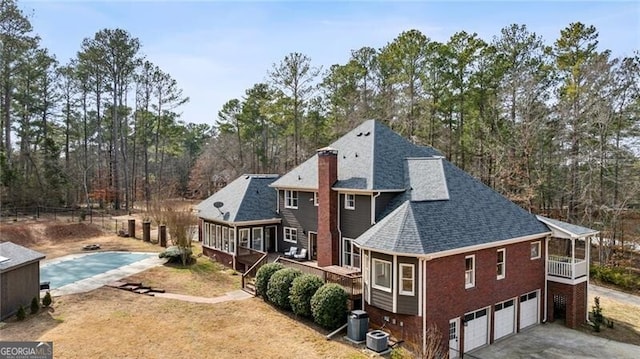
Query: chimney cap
xmin=317 ymin=146 xmax=338 ymax=155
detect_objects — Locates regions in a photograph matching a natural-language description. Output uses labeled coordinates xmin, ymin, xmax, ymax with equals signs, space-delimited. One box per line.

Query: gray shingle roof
xmin=196 ymin=174 xmax=280 ymax=223
xmin=406 ymin=157 xmax=449 ymax=201
xmin=355 ymin=161 xmax=551 ymax=255
xmin=270 ymin=120 xmax=441 ymax=191
xmin=0 ymin=242 xmax=46 ymax=273
xmin=536 ymin=216 xmax=598 ymax=237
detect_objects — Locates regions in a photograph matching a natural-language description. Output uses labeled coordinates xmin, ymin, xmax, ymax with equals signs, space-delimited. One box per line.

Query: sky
xmin=20 ymin=0 xmax=640 ymax=126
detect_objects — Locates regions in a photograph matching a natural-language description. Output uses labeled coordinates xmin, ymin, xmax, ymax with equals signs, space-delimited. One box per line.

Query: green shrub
xmin=30 ymin=296 xmax=40 ymax=314
xmin=158 ymin=246 xmax=193 ymax=264
xmin=289 ymin=274 xmax=324 ymax=317
xmin=267 ymin=268 xmax=302 ymax=309
xmin=16 ymin=305 xmax=26 ymax=321
xmin=255 ymin=263 xmax=285 ymax=298
xmin=310 ymin=283 xmax=348 ymax=330
xmin=590 ymin=264 xmax=640 ymax=291
xmin=42 ymin=291 xmax=52 ymax=307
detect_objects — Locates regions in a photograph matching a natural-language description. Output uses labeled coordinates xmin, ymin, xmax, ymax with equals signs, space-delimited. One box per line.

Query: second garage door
xmin=519 ymin=290 xmax=539 ymax=330
xmin=464 ymin=308 xmax=488 ymax=352
xmin=494 ymin=299 xmax=515 ymax=340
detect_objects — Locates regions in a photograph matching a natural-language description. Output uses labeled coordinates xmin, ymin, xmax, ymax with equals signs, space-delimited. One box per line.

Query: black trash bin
xmin=347 ymin=310 xmax=369 ymax=342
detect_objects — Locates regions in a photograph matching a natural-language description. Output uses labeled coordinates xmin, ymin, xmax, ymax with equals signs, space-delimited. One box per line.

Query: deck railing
xmin=277 ymin=257 xmax=362 ymax=298
xmin=547 ymin=255 xmax=587 ymax=279
xmin=240 ymin=249 xmax=268 ymax=292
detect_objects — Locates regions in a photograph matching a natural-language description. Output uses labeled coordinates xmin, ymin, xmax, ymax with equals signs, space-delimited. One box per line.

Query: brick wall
xmin=202 ymin=247 xmax=235 ymax=270
xmin=364 ymin=303 xmax=424 ymax=346
xmin=547 ymin=280 xmax=587 ymax=328
xmin=317 ymin=148 xmax=339 ymax=267
xmin=424 ymin=239 xmax=546 ymax=350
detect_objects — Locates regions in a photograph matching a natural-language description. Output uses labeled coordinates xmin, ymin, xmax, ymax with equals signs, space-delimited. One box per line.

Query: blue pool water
xmin=40 ymin=252 xmax=155 ymax=289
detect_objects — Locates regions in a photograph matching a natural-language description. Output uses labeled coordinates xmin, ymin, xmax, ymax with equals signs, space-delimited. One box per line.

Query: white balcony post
xmin=571 ymin=238 xmax=576 ymax=280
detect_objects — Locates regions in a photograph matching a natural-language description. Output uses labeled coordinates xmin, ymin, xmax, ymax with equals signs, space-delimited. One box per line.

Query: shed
xmin=0 ymin=242 xmax=46 ymax=320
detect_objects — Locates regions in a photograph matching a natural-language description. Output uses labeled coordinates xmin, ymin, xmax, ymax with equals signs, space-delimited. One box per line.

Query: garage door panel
xmin=519 ymin=291 xmax=539 ymax=330
xmin=464 ymin=308 xmax=488 ymax=352
xmin=494 ymin=299 xmax=515 ymax=340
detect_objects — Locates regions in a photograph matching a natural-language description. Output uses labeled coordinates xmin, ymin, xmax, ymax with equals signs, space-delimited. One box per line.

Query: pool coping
xmin=41 ymin=251 xmax=167 ymax=297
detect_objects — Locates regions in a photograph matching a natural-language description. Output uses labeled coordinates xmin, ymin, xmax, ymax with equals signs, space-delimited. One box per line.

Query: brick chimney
xmin=317 ymin=147 xmax=339 ymax=267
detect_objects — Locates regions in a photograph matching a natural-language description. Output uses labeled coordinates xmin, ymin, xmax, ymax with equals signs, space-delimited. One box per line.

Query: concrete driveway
xmin=470 ymin=322 xmax=640 ymax=358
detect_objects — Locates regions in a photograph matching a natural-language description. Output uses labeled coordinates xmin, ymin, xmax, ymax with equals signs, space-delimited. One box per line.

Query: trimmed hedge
xmin=310 ymin=283 xmax=348 ymax=330
xmin=255 ymin=263 xmax=284 ymax=298
xmin=290 ymin=274 xmax=324 ymax=317
xmin=267 ymin=268 xmax=302 ymax=309
xmin=590 ymin=264 xmax=640 ymax=291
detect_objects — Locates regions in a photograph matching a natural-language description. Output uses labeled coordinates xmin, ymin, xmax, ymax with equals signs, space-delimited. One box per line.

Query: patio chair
xmin=293 ymin=248 xmax=307 ymax=261
xmin=284 ymin=247 xmax=297 ymax=258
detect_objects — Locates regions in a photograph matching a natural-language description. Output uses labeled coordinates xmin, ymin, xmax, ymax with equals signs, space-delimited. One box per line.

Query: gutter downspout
xmin=586 ymin=235 xmax=591 ymax=323
xmin=422 ymin=258 xmax=427 ymax=355
xmin=337 ymin=191 xmax=342 ymax=266
xmin=371 ymin=191 xmax=381 ymax=225
xmin=544 ymin=235 xmax=549 ymax=323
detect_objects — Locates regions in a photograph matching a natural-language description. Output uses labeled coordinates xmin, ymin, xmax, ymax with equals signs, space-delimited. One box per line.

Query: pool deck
xmin=42 ymin=251 xmax=166 ymax=297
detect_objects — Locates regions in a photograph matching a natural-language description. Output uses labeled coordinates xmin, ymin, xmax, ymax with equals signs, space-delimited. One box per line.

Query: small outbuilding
xmin=0 ymin=242 xmax=46 ymax=320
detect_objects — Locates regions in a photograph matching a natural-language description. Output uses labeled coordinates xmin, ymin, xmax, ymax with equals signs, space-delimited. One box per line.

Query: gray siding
xmin=396 ymin=256 xmax=419 ymax=315
xmin=340 ymin=193 xmax=372 ymax=238
xmin=375 ymin=192 xmax=398 ymax=220
xmin=1 ymin=263 xmax=40 ymax=320
xmin=369 ymin=252 xmax=393 ymax=312
xmin=278 ymin=190 xmax=317 ymax=253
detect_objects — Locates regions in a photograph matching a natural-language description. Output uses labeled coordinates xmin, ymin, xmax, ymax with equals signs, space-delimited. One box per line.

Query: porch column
xmin=571 ymin=237 xmax=576 ymax=280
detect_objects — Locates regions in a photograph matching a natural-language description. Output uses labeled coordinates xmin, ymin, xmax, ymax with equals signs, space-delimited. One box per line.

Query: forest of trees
xmin=1 ymin=1 xmax=639 ymax=243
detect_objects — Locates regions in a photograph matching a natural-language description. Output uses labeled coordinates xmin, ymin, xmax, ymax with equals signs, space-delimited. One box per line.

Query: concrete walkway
xmin=153 ymin=290 xmax=252 ymax=304
xmin=590 ymin=284 xmax=640 ymax=307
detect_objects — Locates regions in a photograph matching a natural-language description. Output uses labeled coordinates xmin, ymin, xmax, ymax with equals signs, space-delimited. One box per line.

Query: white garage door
xmin=464 ymin=308 xmax=488 ymax=352
xmin=494 ymin=299 xmax=515 ymax=340
xmin=519 ymin=290 xmax=539 ymax=330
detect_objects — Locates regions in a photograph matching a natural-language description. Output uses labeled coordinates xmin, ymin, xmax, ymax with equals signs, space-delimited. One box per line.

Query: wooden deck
xmin=277 ymin=257 xmax=362 ymax=298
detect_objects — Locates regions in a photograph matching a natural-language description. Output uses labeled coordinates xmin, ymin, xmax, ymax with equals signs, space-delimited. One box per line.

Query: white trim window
xmin=215 ymin=225 xmax=221 ymax=249
xmin=497 ymin=248 xmax=506 ymax=279
xmin=239 ymin=228 xmax=250 ymax=248
xmin=531 ymin=241 xmax=541 ymax=259
xmin=222 ymin=227 xmax=229 ymax=252
xmin=284 ymin=190 xmax=298 ymax=209
xmin=252 ymin=227 xmax=263 ymax=251
xmin=345 ymin=194 xmax=355 ymax=210
xmin=399 ymin=263 xmax=415 ymax=296
xmin=313 ymin=192 xmax=319 ymax=206
xmin=465 ymin=255 xmax=475 ymax=289
xmin=202 ymin=223 xmax=208 ymax=247
xmin=343 ymin=237 xmax=354 ymax=266
xmin=229 ymin=228 xmax=235 ymax=254
xmin=284 ymin=227 xmax=297 ymax=243
xmin=372 ymin=258 xmax=392 ymax=292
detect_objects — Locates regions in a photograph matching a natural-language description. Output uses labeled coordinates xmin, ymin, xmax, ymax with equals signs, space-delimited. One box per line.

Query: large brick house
xmin=196 ymin=120 xmax=597 ymax=357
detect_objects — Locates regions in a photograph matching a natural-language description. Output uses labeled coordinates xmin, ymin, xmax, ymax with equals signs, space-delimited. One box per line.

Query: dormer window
xmin=345 ymin=194 xmax=355 ymax=210
xmin=285 ymin=190 xmax=298 ymax=209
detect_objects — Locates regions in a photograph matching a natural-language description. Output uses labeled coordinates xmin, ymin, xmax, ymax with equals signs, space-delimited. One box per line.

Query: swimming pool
xmin=41 ymin=251 xmax=158 ymax=290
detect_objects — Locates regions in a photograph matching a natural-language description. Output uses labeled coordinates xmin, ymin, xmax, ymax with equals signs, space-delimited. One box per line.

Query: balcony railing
xmin=547 ymin=255 xmax=587 ymax=280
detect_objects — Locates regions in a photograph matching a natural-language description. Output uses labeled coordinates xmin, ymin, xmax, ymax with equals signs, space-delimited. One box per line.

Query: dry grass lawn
xmin=581 ymin=293 xmax=640 ymax=346
xmin=1 ymin=289 xmax=369 ymax=358
xmin=0 ymin=220 xmax=370 ymax=358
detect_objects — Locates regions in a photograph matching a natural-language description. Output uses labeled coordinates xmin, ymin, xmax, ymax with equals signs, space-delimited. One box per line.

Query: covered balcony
xmin=537 ymin=216 xmax=599 ymax=285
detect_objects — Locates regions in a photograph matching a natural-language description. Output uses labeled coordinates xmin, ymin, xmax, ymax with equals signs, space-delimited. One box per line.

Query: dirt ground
xmin=0 ymin=220 xmax=370 ymax=358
